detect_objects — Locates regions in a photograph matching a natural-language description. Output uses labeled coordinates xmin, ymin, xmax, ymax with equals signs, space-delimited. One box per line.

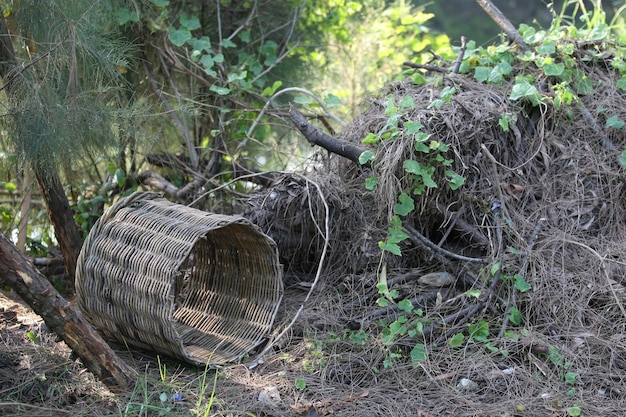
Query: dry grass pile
xmin=244 ymin=40 xmax=626 ymax=415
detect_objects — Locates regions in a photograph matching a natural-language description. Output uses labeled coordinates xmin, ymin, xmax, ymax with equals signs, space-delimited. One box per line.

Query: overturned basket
xmin=75 ymin=191 xmax=283 ymax=365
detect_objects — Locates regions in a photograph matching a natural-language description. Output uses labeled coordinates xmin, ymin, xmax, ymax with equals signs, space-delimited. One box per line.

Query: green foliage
xmin=468 ymin=321 xmax=490 ymax=342
xmin=298 ymin=328 xmax=370 ymax=378
xmin=541 ymin=343 xmax=581 ymax=397
xmin=567 ymin=406 xmax=582 ymax=417
xmin=3 ymin=0 xmax=331 ymax=243
xmin=458 ymin=0 xmax=626 ymax=120
xmin=509 ymin=75 xmax=542 ymax=105
xmin=360 ymin=96 xmax=465 ymax=256
xmin=509 ymin=307 xmax=522 ymax=326
xmin=374 ymin=264 xmax=427 ymax=367
xmin=357 ymin=1 xmax=626 ymax=369
xmin=606 ymin=115 xmax=625 ymax=129
xmin=4 ymin=0 xmax=134 ymax=171
xmin=297 ymin=0 xmax=451 ymax=115
xmin=109 ymin=0 xmax=324 ymax=179
xmin=0 ymin=181 xmax=18 ymax=230
xmin=294 ymin=378 xmax=307 ymax=391
xmin=377 ymin=215 xmax=409 ymax=256
xmin=394 ymin=193 xmax=415 ymax=216
xmin=26 ymin=330 xmax=40 ymax=344
xmin=1 ymin=0 xmax=455 ymax=245
xmin=513 ymin=273 xmax=532 ymax=292
xmin=73 ymin=184 xmax=111 ymax=240
xmin=410 ymin=343 xmax=427 ymax=364
xmin=0 ymin=205 xmax=12 ymax=226
xmin=448 ymin=332 xmax=464 ymax=347
xmin=498 ymin=112 xmax=516 ymax=132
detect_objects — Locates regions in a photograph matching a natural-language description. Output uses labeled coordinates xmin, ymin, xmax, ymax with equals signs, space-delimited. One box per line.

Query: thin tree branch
xmin=136 ymin=170 xmax=180 ymax=197
xmin=403 ymin=226 xmax=489 ymax=264
xmin=476 ymin=0 xmax=531 ymax=52
xmin=289 ymin=103 xmax=364 ymax=165
xmin=452 ymin=36 xmax=468 ymax=74
xmin=225 ymin=1 xmax=258 ymax=41
xmin=432 ymin=267 xmax=501 ymax=345
xmin=158 ymin=55 xmax=199 ymax=170
xmin=403 ymin=62 xmax=449 ymax=73
xmin=248 ymin=87 xmax=347 ymax=140
xmin=247 ymin=174 xmax=331 ymax=367
xmin=432 ymin=207 xmax=505 ymax=345
xmin=0 ymin=30 xmax=65 ymax=93
xmin=143 ymin=60 xmax=198 ymax=169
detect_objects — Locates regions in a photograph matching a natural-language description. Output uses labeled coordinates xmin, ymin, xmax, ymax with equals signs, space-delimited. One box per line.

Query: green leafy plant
xmin=375 ymin=264 xmax=427 ymax=367
xmin=294 ymin=378 xmax=307 ymax=391
xmin=360 ymin=96 xmax=465 ymax=257
xmin=74 ymin=193 xmax=107 ymax=239
xmin=567 ymin=405 xmax=582 ymax=416
xmin=458 ymin=0 xmax=626 ymax=119
xmin=193 ymin=362 xmax=221 ymax=417
xmin=26 ymin=330 xmax=40 ymax=345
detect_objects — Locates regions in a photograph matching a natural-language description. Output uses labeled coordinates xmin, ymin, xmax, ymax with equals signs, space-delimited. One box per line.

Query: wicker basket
xmin=75 ymin=191 xmax=283 ymax=365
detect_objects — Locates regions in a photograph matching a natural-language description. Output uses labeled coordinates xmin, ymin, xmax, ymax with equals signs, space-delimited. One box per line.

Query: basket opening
xmin=172 ymin=223 xmax=281 ymax=363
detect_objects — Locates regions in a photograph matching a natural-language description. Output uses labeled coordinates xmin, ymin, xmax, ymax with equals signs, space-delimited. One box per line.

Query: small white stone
xmin=501 ymin=367 xmax=515 ymax=375
xmin=258 ymin=386 xmax=281 ymax=407
xmin=456 ymin=378 xmax=479 ymax=391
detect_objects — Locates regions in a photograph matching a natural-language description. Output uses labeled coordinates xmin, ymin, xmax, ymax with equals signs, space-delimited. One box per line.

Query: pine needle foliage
xmin=1 ymin=0 xmax=135 ymax=173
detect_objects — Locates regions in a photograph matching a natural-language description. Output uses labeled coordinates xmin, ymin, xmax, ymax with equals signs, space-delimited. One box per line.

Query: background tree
xmin=113 ymin=0 xmax=453 ymax=204
xmin=0 ymin=0 xmax=133 ymax=288
xmin=296 ymin=0 xmax=452 ymax=117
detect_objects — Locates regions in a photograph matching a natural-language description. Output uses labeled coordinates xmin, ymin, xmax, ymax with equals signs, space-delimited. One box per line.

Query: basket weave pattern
xmin=75 ymin=192 xmax=283 ymax=365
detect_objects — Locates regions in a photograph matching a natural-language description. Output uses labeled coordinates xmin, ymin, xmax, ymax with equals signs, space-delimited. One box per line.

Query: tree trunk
xmin=0 ymin=15 xmax=135 ymax=392
xmin=34 ymin=169 xmax=83 ymax=285
xmin=0 ymin=15 xmax=83 ymax=291
xmin=0 ymin=233 xmax=136 ymax=391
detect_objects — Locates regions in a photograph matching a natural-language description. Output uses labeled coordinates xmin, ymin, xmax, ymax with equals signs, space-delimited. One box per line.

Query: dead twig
xmin=431 ymin=269 xmax=500 ymax=345
xmin=402 ymin=62 xmax=450 ymax=74
xmin=562 ymin=237 xmax=626 ymax=320
xmin=248 ymin=87 xmax=347 ymax=140
xmin=248 ymin=173 xmax=330 ymax=367
xmin=432 ymin=204 xmax=505 ymax=345
xmin=289 ymin=103 xmax=365 ymax=165
xmin=452 ymin=36 xmax=468 ymax=74
xmin=404 ymin=226 xmax=489 ymax=264
xmin=476 ymin=0 xmax=531 ymax=52
xmin=429 ymin=199 xmax=490 ymax=248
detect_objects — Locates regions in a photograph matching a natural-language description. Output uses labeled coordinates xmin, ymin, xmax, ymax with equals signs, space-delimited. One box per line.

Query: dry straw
xmin=75 ymin=191 xmax=283 ymax=365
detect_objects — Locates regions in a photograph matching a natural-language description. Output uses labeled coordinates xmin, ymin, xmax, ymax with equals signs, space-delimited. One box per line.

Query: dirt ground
xmin=2 ymin=265 xmax=626 ymax=417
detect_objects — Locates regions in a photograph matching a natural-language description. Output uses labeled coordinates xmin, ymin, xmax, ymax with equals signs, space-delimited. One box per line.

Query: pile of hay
xmin=245 ymin=38 xmax=626 ymax=415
